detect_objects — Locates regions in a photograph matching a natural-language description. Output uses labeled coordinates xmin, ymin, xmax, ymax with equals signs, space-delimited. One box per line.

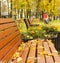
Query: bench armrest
xmin=30 ymin=24 xmax=39 ymax=26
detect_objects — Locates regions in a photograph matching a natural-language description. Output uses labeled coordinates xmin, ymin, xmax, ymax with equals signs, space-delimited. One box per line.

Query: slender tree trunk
xmin=10 ymin=0 xmax=12 ymax=18
xmin=27 ymin=10 xmax=31 ymax=19
xmin=15 ymin=9 xmax=16 ymax=19
xmin=20 ymin=9 xmax=23 ymax=18
xmin=19 ymin=10 xmax=20 ymax=18
xmin=0 ymin=1 xmax=1 ymax=18
xmin=27 ymin=10 xmax=29 ymax=18
xmin=7 ymin=0 xmax=9 ymax=18
xmin=36 ymin=0 xmax=40 ymax=18
xmin=53 ymin=0 xmax=55 ymax=10
xmin=59 ymin=15 xmax=60 ymax=20
xmin=24 ymin=9 xmax=26 ymax=18
xmin=42 ymin=11 xmax=44 ymax=20
xmin=17 ymin=10 xmax=19 ymax=18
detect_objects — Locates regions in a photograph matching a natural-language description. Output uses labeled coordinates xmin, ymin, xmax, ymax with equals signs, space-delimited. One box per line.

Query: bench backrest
xmin=24 ymin=19 xmax=30 ymax=29
xmin=24 ymin=19 xmax=39 ymax=29
xmin=0 ymin=18 xmax=22 ymax=62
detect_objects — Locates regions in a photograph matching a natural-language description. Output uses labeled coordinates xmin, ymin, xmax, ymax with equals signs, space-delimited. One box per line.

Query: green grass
xmin=16 ymin=19 xmax=60 ymax=33
xmin=49 ymin=20 xmax=60 ymax=25
xmin=49 ymin=20 xmax=60 ymax=32
xmin=16 ymin=19 xmax=27 ymax=33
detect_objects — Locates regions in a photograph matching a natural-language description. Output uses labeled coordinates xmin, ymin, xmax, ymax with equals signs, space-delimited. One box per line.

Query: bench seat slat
xmin=0 ymin=31 xmax=20 ymax=49
xmin=37 ymin=40 xmax=45 ymax=63
xmin=48 ymin=41 xmax=60 ymax=63
xmin=0 ymin=23 xmax=16 ymax=31
xmin=43 ymin=42 xmax=51 ymax=54
xmin=48 ymin=41 xmax=58 ymax=56
xmin=43 ymin=42 xmax=54 ymax=63
xmin=21 ymin=41 xmax=31 ymax=63
xmin=0 ymin=26 xmax=18 ymax=40
xmin=12 ymin=41 xmax=32 ymax=63
xmin=0 ymin=35 xmax=20 ymax=60
xmin=2 ymin=39 xmax=21 ymax=63
xmin=45 ymin=56 xmax=54 ymax=63
xmin=26 ymin=42 xmax=36 ymax=63
xmin=54 ymin=56 xmax=60 ymax=63
xmin=0 ymin=18 xmax=14 ymax=24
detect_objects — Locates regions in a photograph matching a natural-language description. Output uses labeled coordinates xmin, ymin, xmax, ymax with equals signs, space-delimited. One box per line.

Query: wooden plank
xmin=48 ymin=41 xmax=58 ymax=56
xmin=43 ymin=42 xmax=51 ymax=55
xmin=45 ymin=56 xmax=54 ymax=63
xmin=54 ymin=56 xmax=60 ymax=63
xmin=1 ymin=39 xmax=22 ymax=63
xmin=43 ymin=42 xmax=54 ymax=63
xmin=19 ymin=41 xmax=32 ymax=63
xmin=0 ymin=31 xmax=19 ymax=49
xmin=0 ymin=18 xmax=14 ymax=24
xmin=0 ymin=35 xmax=20 ymax=60
xmin=0 ymin=23 xmax=16 ymax=31
xmin=26 ymin=42 xmax=36 ymax=63
xmin=11 ymin=41 xmax=32 ymax=63
xmin=0 ymin=26 xmax=18 ymax=40
xmin=37 ymin=40 xmax=45 ymax=63
xmin=48 ymin=41 xmax=60 ymax=63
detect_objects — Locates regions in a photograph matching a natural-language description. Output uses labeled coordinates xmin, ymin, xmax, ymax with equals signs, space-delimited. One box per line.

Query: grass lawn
xmin=16 ymin=19 xmax=60 ymax=33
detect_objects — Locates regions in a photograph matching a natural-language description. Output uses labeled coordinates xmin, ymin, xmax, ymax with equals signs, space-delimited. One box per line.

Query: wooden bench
xmin=0 ymin=18 xmax=22 ymax=63
xmin=24 ymin=19 xmax=39 ymax=29
xmin=0 ymin=18 xmax=60 ymax=63
xmin=11 ymin=39 xmax=60 ymax=63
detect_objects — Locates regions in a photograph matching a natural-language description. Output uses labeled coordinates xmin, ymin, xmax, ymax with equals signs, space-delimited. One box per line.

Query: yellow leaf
xmin=49 ymin=53 xmax=54 ymax=56
xmin=17 ymin=57 xmax=22 ymax=63
xmin=42 ymin=51 xmax=47 ymax=55
xmin=13 ymin=52 xmax=20 ymax=58
xmin=18 ymin=47 xmax=22 ymax=52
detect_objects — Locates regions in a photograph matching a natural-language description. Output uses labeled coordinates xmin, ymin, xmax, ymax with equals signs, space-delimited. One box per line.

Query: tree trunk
xmin=0 ymin=1 xmax=1 ymax=18
xmin=9 ymin=0 xmax=12 ymax=18
xmin=7 ymin=0 xmax=9 ymax=18
xmin=27 ymin=10 xmax=31 ymax=19
xmin=17 ymin=10 xmax=20 ymax=18
xmin=20 ymin=9 xmax=23 ymax=18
